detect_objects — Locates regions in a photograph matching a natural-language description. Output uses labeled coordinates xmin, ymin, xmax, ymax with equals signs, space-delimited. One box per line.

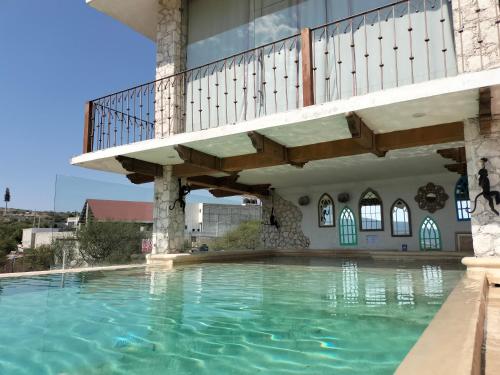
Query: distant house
xmin=21 ymin=228 xmax=74 ymax=249
xmin=79 ymin=199 xmax=261 ymax=237
xmin=79 ymin=199 xmax=154 ymax=224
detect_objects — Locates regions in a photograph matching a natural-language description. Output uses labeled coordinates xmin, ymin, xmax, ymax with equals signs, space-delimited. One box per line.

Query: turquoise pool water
xmin=0 ymin=258 xmax=463 ymax=374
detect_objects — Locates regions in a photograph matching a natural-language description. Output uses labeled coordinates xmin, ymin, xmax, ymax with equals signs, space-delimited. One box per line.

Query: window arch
xmin=359 ymin=189 xmax=383 ymax=231
xmin=419 ymin=217 xmax=442 ymax=251
xmin=318 ymin=193 xmax=335 ymax=227
xmin=390 ymin=199 xmax=411 ymax=237
xmin=339 ymin=207 xmax=357 ymax=246
xmin=455 ymin=176 xmax=471 ymax=221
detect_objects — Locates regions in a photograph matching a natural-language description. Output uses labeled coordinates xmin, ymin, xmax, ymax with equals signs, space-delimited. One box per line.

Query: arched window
xmin=419 ymin=217 xmax=441 ymax=251
xmin=318 ymin=193 xmax=335 ymax=227
xmin=359 ymin=189 xmax=383 ymax=231
xmin=455 ymin=176 xmax=471 ymax=221
xmin=390 ymin=199 xmax=411 ymax=237
xmin=339 ymin=207 xmax=357 ymax=246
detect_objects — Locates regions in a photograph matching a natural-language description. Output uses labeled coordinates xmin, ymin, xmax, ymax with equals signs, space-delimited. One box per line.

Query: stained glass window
xmin=419 ymin=217 xmax=441 ymax=250
xmin=455 ymin=176 xmax=471 ymax=221
xmin=359 ymin=189 xmax=383 ymax=231
xmin=390 ymin=199 xmax=411 ymax=236
xmin=339 ymin=207 xmax=357 ymax=246
xmin=318 ymin=193 xmax=334 ymax=227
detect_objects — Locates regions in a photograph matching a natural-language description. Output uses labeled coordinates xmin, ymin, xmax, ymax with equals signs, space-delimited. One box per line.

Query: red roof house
xmin=80 ymin=199 xmax=153 ymax=223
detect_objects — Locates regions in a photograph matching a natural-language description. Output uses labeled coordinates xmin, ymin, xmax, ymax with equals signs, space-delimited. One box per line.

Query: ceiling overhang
xmin=87 ymin=0 xmax=157 ymax=40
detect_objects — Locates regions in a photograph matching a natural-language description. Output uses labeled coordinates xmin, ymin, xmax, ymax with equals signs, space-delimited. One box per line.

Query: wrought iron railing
xmin=309 ymin=0 xmax=459 ymax=102
xmin=82 ymin=0 xmax=499 ymax=153
xmin=83 ymin=33 xmax=302 ymax=152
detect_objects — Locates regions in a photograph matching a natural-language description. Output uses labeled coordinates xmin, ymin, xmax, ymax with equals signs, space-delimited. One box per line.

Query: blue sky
xmin=0 ymin=0 xmax=238 ymax=211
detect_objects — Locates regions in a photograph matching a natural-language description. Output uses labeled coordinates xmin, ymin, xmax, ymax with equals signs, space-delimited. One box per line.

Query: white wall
xmin=33 ymin=231 xmax=75 ymax=249
xmin=22 ymin=228 xmax=59 ymax=249
xmin=277 ymin=173 xmax=471 ymax=251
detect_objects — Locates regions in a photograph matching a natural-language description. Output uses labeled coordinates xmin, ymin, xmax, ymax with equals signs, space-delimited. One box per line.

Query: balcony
xmin=81 ymin=0 xmax=497 ymax=154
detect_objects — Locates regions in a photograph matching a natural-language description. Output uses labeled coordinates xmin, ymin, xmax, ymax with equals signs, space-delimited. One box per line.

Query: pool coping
xmin=0 ymin=264 xmax=147 ymax=278
xmin=147 ymin=249 xmax=470 ymax=267
xmin=396 ymin=270 xmax=487 ymax=375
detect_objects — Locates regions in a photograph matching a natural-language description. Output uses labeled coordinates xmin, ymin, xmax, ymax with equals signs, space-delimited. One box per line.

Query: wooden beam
xmin=247 ymin=131 xmax=305 ymax=168
xmin=172 ymin=121 xmax=465 ymax=178
xmin=172 ymin=163 xmax=219 ymax=178
xmin=376 ymin=121 xmax=464 ymax=151
xmin=247 ymin=131 xmax=288 ymax=162
xmin=208 ymin=189 xmax=240 ymax=198
xmin=187 ymin=175 xmax=270 ymax=197
xmin=444 ymin=163 xmax=467 ymax=176
xmin=437 ymin=147 xmax=466 ymax=163
xmin=174 ymin=145 xmax=223 ymax=173
xmin=116 ymin=156 xmax=163 ymax=177
xmin=301 ymin=28 xmax=314 ymax=107
xmin=126 ymin=173 xmax=155 ymax=184
xmin=346 ymin=112 xmax=386 ymax=157
xmin=479 ymin=85 xmax=500 ymax=135
xmin=83 ymin=101 xmax=93 ymax=153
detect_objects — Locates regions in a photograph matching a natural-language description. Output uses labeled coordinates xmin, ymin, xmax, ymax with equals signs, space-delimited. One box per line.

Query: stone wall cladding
xmin=155 ymin=0 xmax=187 ymax=137
xmin=152 ymin=0 xmax=188 ymax=254
xmin=261 ymin=193 xmax=310 ymax=249
xmin=452 ymin=0 xmax=500 ymax=73
xmin=152 ymin=166 xmax=185 ymax=254
xmin=464 ymin=118 xmax=500 ymax=256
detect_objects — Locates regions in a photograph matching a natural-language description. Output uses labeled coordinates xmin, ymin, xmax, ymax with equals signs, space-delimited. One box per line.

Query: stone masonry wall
xmin=464 ymin=118 xmax=500 ymax=256
xmin=155 ymin=0 xmax=187 ymax=137
xmin=261 ymin=193 xmax=310 ymax=249
xmin=153 ymin=166 xmax=185 ymax=254
xmin=452 ymin=0 xmax=500 ymax=73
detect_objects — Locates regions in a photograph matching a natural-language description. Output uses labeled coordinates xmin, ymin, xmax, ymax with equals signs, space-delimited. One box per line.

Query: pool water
xmin=0 ymin=258 xmax=463 ymax=375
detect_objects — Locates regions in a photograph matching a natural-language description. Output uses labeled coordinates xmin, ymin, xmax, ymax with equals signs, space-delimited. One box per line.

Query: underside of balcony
xmin=71 ymin=68 xmax=499 ymax=196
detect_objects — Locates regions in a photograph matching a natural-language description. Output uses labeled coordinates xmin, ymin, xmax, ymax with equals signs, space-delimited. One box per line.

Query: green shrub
xmin=31 ymin=245 xmax=55 ymax=269
xmin=209 ymin=221 xmax=262 ymax=251
xmin=51 ymin=238 xmax=82 ymax=267
xmin=76 ymin=222 xmax=144 ymax=265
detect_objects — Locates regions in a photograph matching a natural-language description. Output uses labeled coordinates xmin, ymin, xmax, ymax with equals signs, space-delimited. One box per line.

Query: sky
xmin=0 ymin=0 xmax=239 ymax=211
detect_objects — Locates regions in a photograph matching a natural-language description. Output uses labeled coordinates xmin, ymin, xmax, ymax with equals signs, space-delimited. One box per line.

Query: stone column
xmin=155 ymin=0 xmax=187 ymax=138
xmin=152 ymin=0 xmax=187 ymax=254
xmin=464 ymin=119 xmax=500 ymax=256
xmin=152 ymin=166 xmax=185 ymax=254
xmin=451 ymin=0 xmax=500 ymax=73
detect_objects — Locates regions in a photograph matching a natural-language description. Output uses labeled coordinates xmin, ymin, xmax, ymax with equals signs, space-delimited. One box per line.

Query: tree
xmin=3 ymin=188 xmax=10 ymax=215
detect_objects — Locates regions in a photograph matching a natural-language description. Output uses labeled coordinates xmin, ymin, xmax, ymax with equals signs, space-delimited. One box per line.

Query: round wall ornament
xmin=338 ymin=193 xmax=350 ymax=203
xmin=414 ymin=182 xmax=449 ymax=213
xmin=298 ymin=196 xmax=310 ymax=206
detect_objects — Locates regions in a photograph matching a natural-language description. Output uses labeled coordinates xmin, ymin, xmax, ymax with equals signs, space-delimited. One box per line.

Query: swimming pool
xmin=0 ymin=257 xmax=463 ymax=374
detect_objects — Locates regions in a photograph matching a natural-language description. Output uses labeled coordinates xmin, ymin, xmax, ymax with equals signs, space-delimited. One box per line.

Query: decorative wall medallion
xmin=338 ymin=193 xmax=350 ymax=203
xmin=298 ymin=196 xmax=310 ymax=206
xmin=414 ymin=183 xmax=449 ymax=213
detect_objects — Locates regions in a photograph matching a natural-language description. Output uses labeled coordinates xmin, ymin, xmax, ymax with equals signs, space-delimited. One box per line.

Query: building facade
xmin=185 ymin=202 xmax=262 ymax=236
xmin=74 ymin=0 xmax=500 ymax=256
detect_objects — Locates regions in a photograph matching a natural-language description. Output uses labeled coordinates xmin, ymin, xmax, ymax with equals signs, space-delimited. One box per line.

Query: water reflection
xmin=365 ymin=277 xmax=387 ymax=306
xmin=396 ymin=270 xmax=415 ymax=306
xmin=342 ymin=260 xmax=359 ymax=305
xmin=422 ymin=265 xmax=444 ymax=302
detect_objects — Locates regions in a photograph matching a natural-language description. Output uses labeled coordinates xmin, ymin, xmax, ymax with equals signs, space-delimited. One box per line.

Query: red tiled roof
xmin=86 ymin=199 xmax=153 ymax=223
